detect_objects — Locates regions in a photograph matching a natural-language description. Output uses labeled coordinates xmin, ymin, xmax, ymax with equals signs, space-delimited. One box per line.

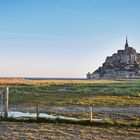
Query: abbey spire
xmin=125 ymin=36 xmax=129 ymax=50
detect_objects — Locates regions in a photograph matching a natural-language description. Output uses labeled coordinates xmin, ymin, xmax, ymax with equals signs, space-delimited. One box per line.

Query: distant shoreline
xmin=26 ymin=77 xmax=86 ymax=80
xmin=0 ymin=77 xmax=86 ymax=80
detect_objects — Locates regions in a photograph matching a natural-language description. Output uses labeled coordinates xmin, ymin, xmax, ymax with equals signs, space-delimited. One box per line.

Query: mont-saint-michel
xmin=87 ymin=37 xmax=140 ymax=79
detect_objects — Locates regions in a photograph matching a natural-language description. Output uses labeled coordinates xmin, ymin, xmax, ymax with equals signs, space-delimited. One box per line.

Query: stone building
xmin=87 ymin=37 xmax=140 ymax=79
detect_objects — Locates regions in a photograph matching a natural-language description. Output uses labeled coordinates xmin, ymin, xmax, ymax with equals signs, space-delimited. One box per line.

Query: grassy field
xmin=0 ymin=78 xmax=139 ymax=106
xmin=0 ymin=78 xmax=140 ymax=139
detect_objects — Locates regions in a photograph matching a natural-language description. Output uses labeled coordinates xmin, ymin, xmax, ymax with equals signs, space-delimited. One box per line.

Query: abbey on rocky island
xmin=87 ymin=37 xmax=140 ymax=79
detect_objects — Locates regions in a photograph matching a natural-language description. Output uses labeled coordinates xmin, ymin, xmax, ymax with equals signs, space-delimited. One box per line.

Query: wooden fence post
xmin=4 ymin=87 xmax=9 ymax=120
xmin=90 ymin=106 xmax=93 ymax=122
xmin=0 ymin=93 xmax=3 ymax=117
xmin=36 ymin=105 xmax=39 ymax=120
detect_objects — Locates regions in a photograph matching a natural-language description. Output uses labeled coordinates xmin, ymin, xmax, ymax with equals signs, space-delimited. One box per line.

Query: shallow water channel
xmin=8 ymin=111 xmax=80 ymax=120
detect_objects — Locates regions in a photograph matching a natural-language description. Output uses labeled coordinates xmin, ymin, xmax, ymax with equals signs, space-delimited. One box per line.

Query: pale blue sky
xmin=0 ymin=0 xmax=140 ymax=78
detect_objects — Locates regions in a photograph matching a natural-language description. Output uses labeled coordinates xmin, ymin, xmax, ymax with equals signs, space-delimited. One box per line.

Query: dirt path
xmin=9 ymin=105 xmax=140 ymax=120
xmin=10 ymin=105 xmax=140 ymax=113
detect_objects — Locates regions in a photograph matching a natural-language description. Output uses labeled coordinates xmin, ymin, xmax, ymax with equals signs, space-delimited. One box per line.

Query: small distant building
xmin=87 ymin=37 xmax=140 ymax=79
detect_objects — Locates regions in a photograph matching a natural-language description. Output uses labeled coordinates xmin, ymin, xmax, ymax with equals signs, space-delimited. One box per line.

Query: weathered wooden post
xmin=0 ymin=93 xmax=3 ymax=116
xmin=90 ymin=106 xmax=93 ymax=122
xmin=4 ymin=87 xmax=9 ymax=120
xmin=36 ymin=105 xmax=39 ymax=120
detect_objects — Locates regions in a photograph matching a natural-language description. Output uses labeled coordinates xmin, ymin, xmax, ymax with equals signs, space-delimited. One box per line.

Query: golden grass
xmin=0 ymin=78 xmax=122 ymax=85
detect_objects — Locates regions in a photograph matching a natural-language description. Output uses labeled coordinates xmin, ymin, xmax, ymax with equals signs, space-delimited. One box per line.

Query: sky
xmin=0 ymin=0 xmax=140 ymax=78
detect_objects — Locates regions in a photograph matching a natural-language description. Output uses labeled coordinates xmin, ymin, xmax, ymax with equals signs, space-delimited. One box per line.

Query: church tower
xmin=125 ymin=36 xmax=129 ymax=50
